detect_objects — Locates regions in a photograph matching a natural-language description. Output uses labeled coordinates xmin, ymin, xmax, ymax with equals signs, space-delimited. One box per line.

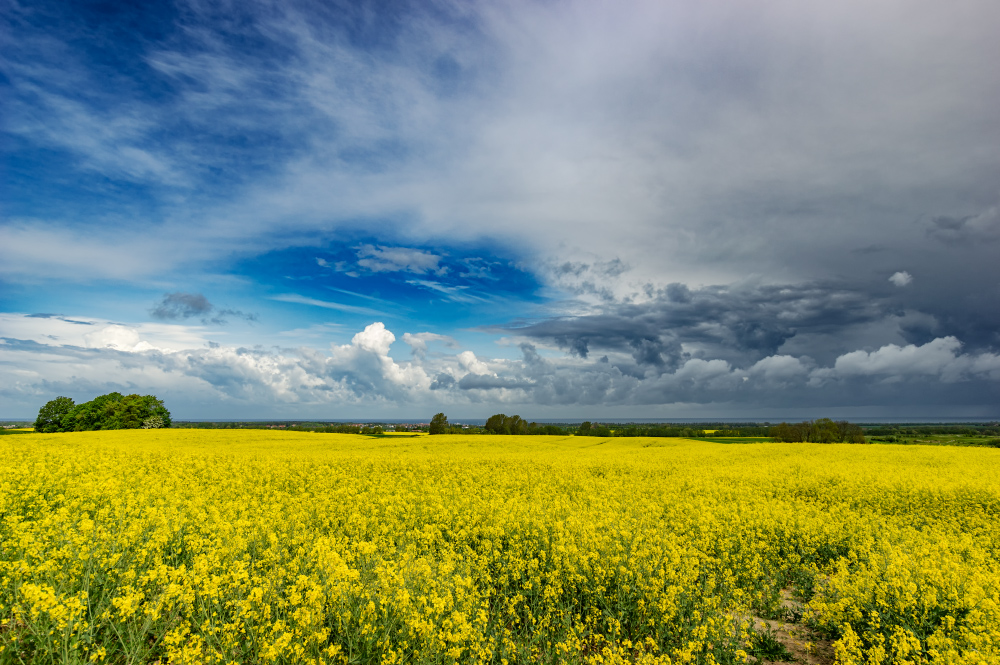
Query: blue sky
xmin=2 ymin=0 xmax=1000 ymax=419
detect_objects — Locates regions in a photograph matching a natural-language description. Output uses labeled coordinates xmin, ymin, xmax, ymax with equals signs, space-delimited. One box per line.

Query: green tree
xmin=64 ymin=392 xmax=125 ymax=430
xmin=33 ymin=396 xmax=75 ymax=433
xmin=47 ymin=392 xmax=171 ymax=432
xmin=770 ymin=419 xmax=865 ymax=443
xmin=577 ymin=421 xmax=593 ymax=436
xmin=507 ymin=415 xmax=528 ymax=435
xmin=429 ymin=413 xmax=449 ymax=435
xmin=102 ymin=394 xmax=172 ymax=430
xmin=836 ymin=420 xmax=867 ymax=444
xmin=591 ymin=423 xmax=612 ymax=437
xmin=483 ymin=414 xmax=531 ymax=435
xmin=485 ymin=413 xmax=508 ymax=434
xmin=810 ymin=418 xmax=840 ymax=443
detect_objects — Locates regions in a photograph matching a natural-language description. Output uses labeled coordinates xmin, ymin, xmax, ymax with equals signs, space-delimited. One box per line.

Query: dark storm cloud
xmin=151 ymin=293 xmax=213 ymax=320
xmin=150 ymin=293 xmax=256 ymax=325
xmin=496 ymin=281 xmax=891 ymax=369
xmin=927 ymin=207 xmax=1000 ymax=245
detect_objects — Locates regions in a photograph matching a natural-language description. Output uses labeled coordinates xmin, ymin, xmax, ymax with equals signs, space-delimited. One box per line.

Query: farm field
xmin=1 ymin=431 xmax=998 ymax=665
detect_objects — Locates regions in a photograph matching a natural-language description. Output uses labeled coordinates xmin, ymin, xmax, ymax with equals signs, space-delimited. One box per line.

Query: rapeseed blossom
xmin=1 ymin=430 xmax=998 ymax=664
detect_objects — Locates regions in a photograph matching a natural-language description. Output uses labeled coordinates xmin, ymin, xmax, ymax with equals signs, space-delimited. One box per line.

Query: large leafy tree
xmin=429 ymin=412 xmax=449 ymax=435
xmin=66 ymin=392 xmax=125 ymax=431
xmin=33 ymin=396 xmax=76 ymax=433
xmin=35 ymin=393 xmax=171 ymax=432
xmin=485 ymin=414 xmax=529 ymax=435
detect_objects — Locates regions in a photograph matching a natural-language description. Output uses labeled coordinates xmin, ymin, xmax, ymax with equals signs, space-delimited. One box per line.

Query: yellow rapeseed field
xmin=1 ymin=431 xmax=998 ymax=665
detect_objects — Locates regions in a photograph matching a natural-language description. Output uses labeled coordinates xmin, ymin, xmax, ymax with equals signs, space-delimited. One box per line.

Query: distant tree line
xmin=769 ymin=418 xmax=866 ymax=443
xmin=866 ymin=424 xmax=1000 ymax=437
xmin=708 ymin=426 xmax=771 ymax=437
xmin=577 ymin=423 xmax=711 ymax=437
xmin=288 ymin=424 xmax=385 ymax=435
xmin=34 ymin=393 xmax=171 ymax=433
xmin=482 ymin=414 xmax=569 ymax=435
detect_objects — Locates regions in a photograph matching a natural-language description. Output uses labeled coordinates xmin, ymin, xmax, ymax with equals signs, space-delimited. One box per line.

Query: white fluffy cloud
xmin=749 ymin=355 xmax=812 ymax=384
xmin=815 ymin=336 xmax=1000 ymax=383
xmin=888 ymin=271 xmax=913 ymax=287
xmin=83 ymin=325 xmax=157 ymax=352
xmin=457 ymin=351 xmax=492 ymax=376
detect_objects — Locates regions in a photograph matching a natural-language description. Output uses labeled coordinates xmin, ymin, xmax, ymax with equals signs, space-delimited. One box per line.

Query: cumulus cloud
xmin=3 ymin=314 xmax=999 ymax=419
xmin=888 ymin=271 xmax=913 ymax=287
xmin=83 ymin=325 xmax=157 ymax=352
xmin=349 ymin=322 xmax=395 ymax=356
xmin=815 ymin=337 xmax=1000 ymax=384
xmin=748 ymin=355 xmax=812 ymax=385
xmin=457 ymin=351 xmax=491 ymax=376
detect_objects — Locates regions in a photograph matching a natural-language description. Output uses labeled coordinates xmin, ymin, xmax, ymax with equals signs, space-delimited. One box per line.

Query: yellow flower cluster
xmin=1 ymin=431 xmax=998 ymax=664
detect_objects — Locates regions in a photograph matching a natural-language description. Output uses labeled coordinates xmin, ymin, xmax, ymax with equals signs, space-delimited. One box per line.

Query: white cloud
xmin=269 ymin=293 xmax=382 ymax=316
xmin=814 ymin=336 xmax=1000 ymax=383
xmin=0 ymin=221 xmax=185 ymax=281
xmin=83 ymin=325 xmax=157 ymax=352
xmin=749 ymin=355 xmax=811 ymax=384
xmin=889 ymin=271 xmax=913 ymax=287
xmin=7 ymin=0 xmax=997 ymax=294
xmin=355 ymin=245 xmax=445 ymax=275
xmin=348 ymin=322 xmax=395 ymax=356
xmin=406 ymin=280 xmax=488 ymax=303
xmin=3 ymin=315 xmax=1000 ymax=418
xmin=402 ymin=332 xmax=459 ymax=356
xmin=0 ymin=313 xmax=212 ymax=351
xmin=457 ymin=350 xmax=491 ymax=376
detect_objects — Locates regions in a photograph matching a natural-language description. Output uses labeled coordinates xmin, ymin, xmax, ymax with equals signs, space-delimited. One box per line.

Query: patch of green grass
xmin=749 ymin=624 xmax=795 ymax=662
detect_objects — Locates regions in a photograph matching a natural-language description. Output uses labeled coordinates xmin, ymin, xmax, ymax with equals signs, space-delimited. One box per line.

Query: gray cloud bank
xmin=2 ymin=315 xmax=997 ymax=419
xmin=3 ymin=0 xmax=999 ymax=295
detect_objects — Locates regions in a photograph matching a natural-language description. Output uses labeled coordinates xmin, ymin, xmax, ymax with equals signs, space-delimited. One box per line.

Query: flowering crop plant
xmin=1 ymin=430 xmax=998 ymax=664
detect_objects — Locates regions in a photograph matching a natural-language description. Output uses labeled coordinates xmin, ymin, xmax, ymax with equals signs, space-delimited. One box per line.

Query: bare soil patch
xmin=750 ymin=589 xmax=835 ymax=665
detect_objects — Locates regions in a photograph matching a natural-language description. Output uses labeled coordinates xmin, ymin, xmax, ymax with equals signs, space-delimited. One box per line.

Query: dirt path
xmin=751 ymin=589 xmax=835 ymax=665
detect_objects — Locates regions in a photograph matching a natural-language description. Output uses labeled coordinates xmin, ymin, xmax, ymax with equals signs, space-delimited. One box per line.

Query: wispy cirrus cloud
xmin=268 ymin=294 xmax=384 ymax=317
